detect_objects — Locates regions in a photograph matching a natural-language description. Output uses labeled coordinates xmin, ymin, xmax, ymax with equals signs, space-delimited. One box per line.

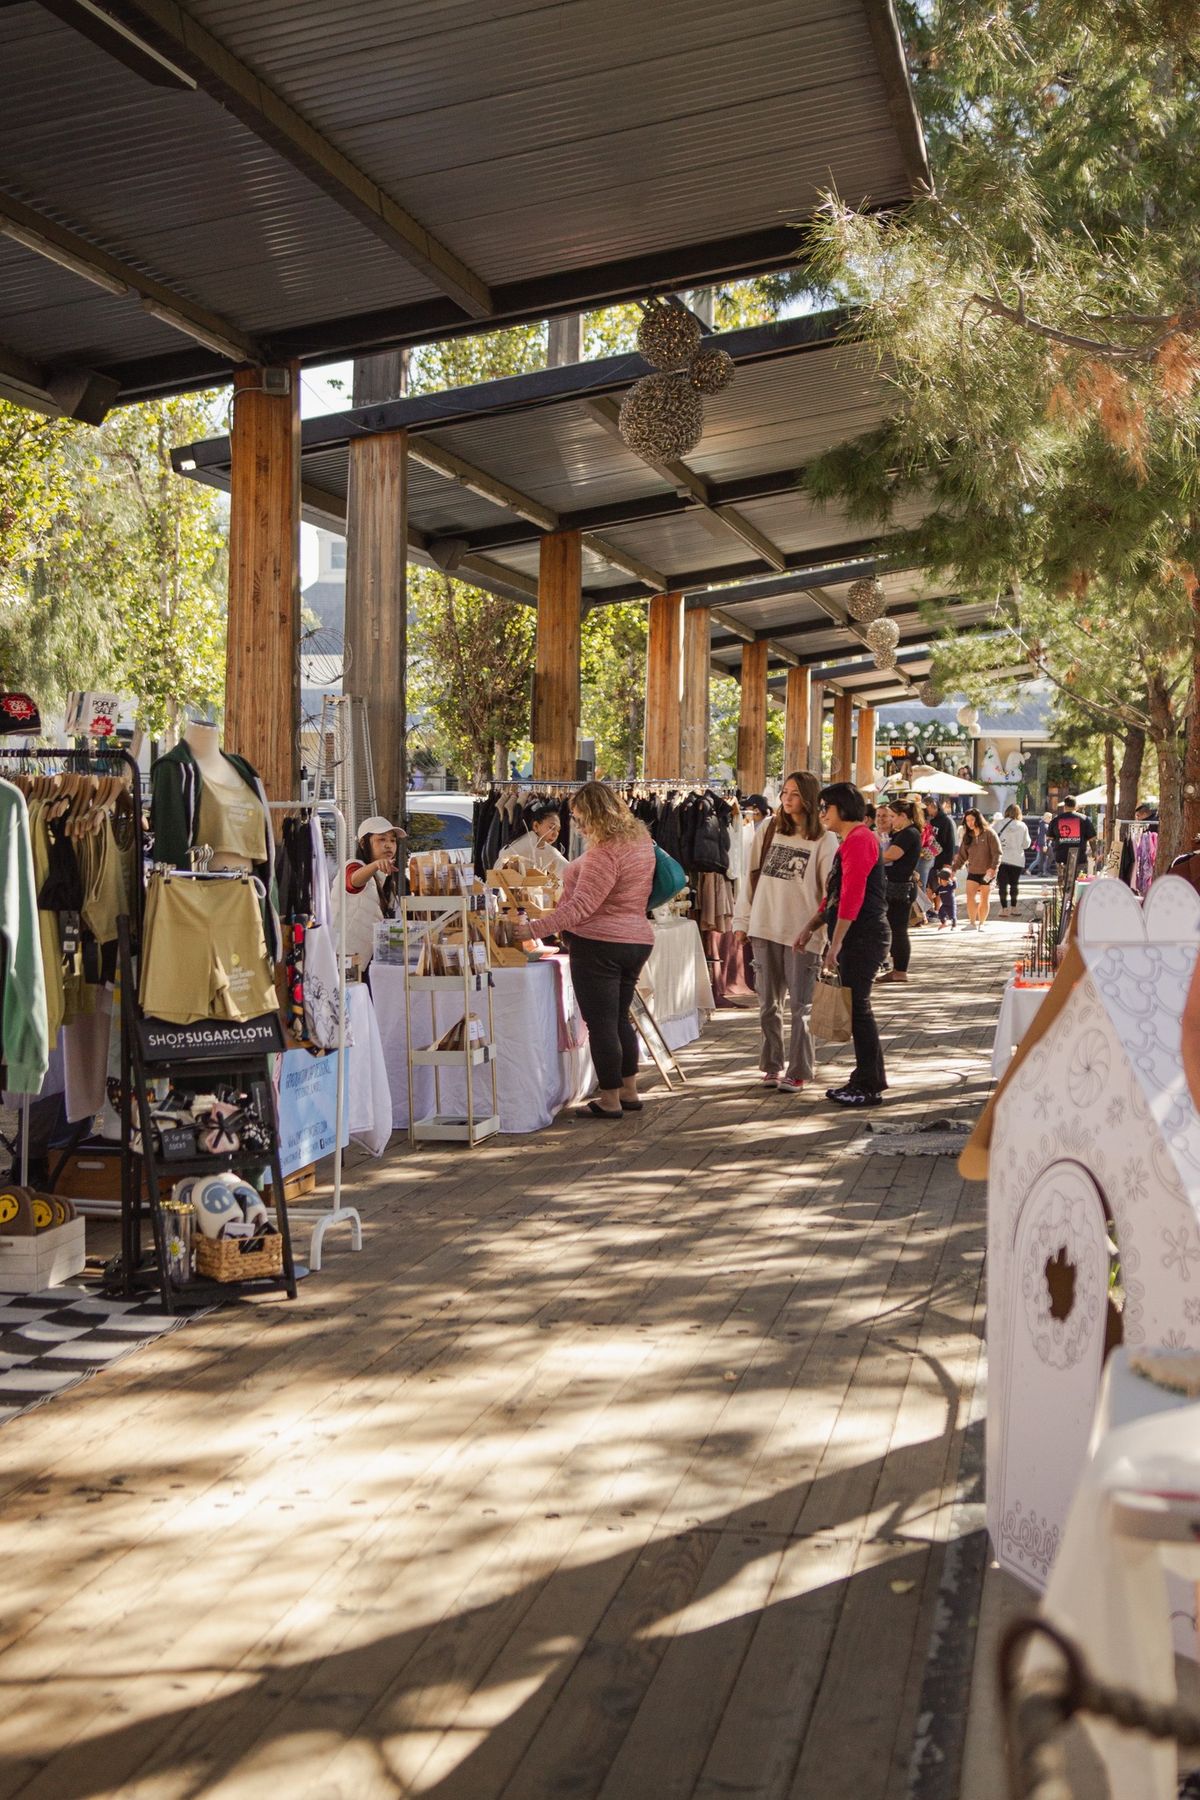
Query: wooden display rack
xmin=402 ymin=896 xmax=500 ymax=1147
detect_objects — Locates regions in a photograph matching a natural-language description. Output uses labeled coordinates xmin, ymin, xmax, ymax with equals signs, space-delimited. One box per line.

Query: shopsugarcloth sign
xmin=275 ymin=1048 xmax=350 ymax=1177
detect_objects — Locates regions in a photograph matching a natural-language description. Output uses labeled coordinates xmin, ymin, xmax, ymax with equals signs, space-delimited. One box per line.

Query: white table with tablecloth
xmin=370 ymin=918 xmax=712 ymax=1135
xmin=990 ymin=975 xmax=1053 ymax=1077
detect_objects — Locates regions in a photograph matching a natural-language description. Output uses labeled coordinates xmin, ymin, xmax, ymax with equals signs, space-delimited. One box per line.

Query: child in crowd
xmin=932 ymin=865 xmax=958 ymax=929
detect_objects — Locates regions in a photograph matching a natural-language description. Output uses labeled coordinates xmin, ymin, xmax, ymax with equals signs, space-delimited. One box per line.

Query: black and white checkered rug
xmin=0 ymin=1287 xmax=215 ymax=1425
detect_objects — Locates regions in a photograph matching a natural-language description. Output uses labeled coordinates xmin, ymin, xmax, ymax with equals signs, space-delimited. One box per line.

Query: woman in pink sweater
xmin=513 ymin=782 xmax=655 ymax=1119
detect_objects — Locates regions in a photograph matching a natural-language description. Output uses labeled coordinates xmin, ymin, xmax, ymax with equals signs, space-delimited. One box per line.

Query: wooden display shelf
xmin=412 ymin=1112 xmax=501 ymax=1143
xmin=411 ymin=1044 xmax=494 ymax=1067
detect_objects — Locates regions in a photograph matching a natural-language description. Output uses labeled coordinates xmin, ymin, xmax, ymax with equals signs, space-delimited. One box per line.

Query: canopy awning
xmin=0 ymin=0 xmax=926 ymax=413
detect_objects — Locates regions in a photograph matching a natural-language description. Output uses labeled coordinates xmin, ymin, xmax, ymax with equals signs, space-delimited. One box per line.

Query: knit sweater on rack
xmin=536 ymin=836 xmax=655 ymax=945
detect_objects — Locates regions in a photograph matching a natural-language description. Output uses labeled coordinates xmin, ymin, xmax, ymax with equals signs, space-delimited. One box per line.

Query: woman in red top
xmin=512 ymin=782 xmax=655 ymax=1120
xmin=796 ymin=782 xmax=889 ymax=1105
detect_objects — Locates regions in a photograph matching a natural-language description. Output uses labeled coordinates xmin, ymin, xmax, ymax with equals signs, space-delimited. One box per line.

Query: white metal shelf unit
xmin=401 ymin=896 xmax=499 ymax=1146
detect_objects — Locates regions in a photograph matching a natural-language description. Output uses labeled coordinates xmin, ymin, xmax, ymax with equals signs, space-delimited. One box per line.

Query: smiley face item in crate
xmin=174 ymin=1173 xmax=268 ymax=1239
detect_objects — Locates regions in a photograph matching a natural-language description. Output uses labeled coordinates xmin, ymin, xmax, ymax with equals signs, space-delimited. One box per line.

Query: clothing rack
xmin=480 ymin=778 xmax=739 ymax=794
xmin=267 ymin=799 xmax=361 ymax=1272
xmin=0 ymin=745 xmax=145 ymax=1192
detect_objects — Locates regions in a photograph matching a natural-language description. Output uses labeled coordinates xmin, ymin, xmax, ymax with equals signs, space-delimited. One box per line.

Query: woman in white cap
xmin=330 ymin=815 xmax=406 ymax=968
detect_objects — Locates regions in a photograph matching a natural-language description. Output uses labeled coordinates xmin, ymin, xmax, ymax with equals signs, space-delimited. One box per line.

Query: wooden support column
xmin=783 ymin=666 xmax=811 ymax=774
xmin=831 ymin=690 xmax=854 ymax=782
xmin=855 ymin=705 xmax=877 ymax=790
xmin=345 ymin=352 xmax=409 ymax=823
xmin=226 ymin=363 xmax=301 ymax=799
xmin=643 ymin=592 xmax=683 ymax=778
xmin=533 ymin=530 xmax=582 ymax=780
xmin=736 ymin=640 xmax=769 ymax=792
xmin=809 ymin=680 xmax=826 ymax=776
xmin=680 ymin=606 xmax=710 ymax=781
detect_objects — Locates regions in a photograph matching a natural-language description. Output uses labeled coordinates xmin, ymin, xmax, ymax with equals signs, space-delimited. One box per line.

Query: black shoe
xmin=826 ymin=1086 xmax=883 ymax=1107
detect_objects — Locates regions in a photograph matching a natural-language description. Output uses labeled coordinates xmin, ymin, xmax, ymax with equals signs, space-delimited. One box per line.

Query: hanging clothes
xmin=150 ymin=741 xmax=281 ymax=960
xmin=0 ymin=778 xmax=49 ymax=1095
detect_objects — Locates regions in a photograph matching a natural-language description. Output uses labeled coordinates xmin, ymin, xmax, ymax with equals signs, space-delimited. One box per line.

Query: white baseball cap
xmin=358 ymin=816 xmax=407 ymax=839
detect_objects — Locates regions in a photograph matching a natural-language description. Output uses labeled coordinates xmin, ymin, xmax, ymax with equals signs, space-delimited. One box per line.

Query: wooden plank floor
xmin=0 ymin=913 xmax=1023 ymax=1800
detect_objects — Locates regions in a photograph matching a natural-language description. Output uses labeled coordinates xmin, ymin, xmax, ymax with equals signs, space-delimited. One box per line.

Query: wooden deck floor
xmin=0 ymin=917 xmax=1020 ymax=1800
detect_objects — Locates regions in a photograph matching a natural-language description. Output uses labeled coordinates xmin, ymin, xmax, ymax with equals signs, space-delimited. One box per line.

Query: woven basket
xmin=195 ymin=1231 xmax=283 ymax=1283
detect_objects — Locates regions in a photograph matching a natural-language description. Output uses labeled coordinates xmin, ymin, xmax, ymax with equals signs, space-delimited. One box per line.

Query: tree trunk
xmin=493 ymin=740 xmax=508 ymax=781
xmin=1181 ymin=582 xmax=1200 ymax=852
xmin=1148 ymin=670 xmax=1183 ymax=869
xmin=1117 ymin=726 xmax=1145 ymax=820
xmin=1102 ymin=735 xmax=1115 ymax=853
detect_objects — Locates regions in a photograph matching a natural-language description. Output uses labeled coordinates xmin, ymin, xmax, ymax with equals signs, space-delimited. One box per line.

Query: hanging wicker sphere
xmin=956 ymin=704 xmax=979 ymax=727
xmin=865 ymin=616 xmax=900 ymax=655
xmin=637 ymin=300 xmax=704 ymax=371
xmin=918 ymin=678 xmax=943 ymax=707
xmin=847 ymin=577 xmax=886 ymax=623
xmin=689 ymin=344 xmax=735 ymax=396
xmin=874 ymin=647 xmax=897 ymax=671
xmin=619 ymin=373 xmax=704 ymax=460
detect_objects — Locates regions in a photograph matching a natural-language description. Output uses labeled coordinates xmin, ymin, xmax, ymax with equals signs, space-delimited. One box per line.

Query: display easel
xmin=267 ymin=800 xmax=361 ymax=1271
xmin=402 ymin=895 xmax=499 ymax=1146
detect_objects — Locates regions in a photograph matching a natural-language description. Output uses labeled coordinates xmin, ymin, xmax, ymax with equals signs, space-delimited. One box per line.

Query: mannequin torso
xmin=184 ymin=722 xmax=266 ymax=872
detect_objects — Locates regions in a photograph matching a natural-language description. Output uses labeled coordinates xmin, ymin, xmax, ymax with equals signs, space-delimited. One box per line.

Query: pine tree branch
xmin=963 ymin=284 xmax=1199 ymax=360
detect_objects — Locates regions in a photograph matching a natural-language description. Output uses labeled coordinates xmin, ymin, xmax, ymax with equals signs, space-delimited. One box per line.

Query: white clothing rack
xmin=268 ymin=800 xmax=362 ymax=1272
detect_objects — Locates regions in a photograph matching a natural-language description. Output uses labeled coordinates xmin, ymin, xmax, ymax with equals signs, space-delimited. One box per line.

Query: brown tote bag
xmin=810 ymin=971 xmax=852 ymax=1044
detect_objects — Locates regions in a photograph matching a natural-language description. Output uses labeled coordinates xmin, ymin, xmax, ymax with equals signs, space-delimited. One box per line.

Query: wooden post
xmin=533 ymin=530 xmax=582 ymax=780
xmin=831 ymin=690 xmax=854 ymax=783
xmin=855 ymin=705 xmax=877 ymax=790
xmin=345 ymin=352 xmax=409 ymax=823
xmin=809 ymin=680 xmax=826 ymax=776
xmin=344 ymin=431 xmax=408 ymax=823
xmin=643 ymin=592 xmax=683 ymax=778
xmin=226 ymin=363 xmax=300 ymax=799
xmin=737 ymin=640 xmax=768 ymax=792
xmin=681 ymin=606 xmax=710 ymax=780
xmin=783 ymin=666 xmax=811 ymax=774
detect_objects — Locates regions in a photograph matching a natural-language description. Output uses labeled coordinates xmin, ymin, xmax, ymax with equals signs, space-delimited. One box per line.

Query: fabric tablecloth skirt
xmin=371 ymin=919 xmax=712 ymax=1135
xmin=344 ymin=983 xmax=393 ymax=1156
xmin=990 ymin=976 xmax=1053 ymax=1077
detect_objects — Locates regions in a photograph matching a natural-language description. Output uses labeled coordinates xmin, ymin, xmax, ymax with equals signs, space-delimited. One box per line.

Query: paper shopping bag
xmin=810 ymin=972 xmax=852 ymax=1044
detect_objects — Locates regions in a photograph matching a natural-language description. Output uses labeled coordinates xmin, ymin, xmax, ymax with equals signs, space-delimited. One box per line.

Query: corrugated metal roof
xmin=0 ymin=0 xmax=924 ymax=406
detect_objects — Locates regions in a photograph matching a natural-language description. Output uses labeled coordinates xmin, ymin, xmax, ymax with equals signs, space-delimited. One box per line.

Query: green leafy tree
xmin=0 ymin=393 xmax=227 ymax=733
xmin=805 ymin=0 xmax=1200 ymax=859
xmin=408 ymin=569 xmax=535 ymax=787
xmin=580 ymin=602 xmax=647 ymax=776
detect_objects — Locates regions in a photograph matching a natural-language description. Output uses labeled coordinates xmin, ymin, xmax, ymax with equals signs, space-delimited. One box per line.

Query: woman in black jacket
xmin=879 ymin=799 xmax=922 ymax=984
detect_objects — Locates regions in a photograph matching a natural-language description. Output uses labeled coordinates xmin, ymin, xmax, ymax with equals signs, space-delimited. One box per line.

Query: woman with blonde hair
xmin=732 ymin=770 xmax=837 ymax=1092
xmin=511 ymin=782 xmax=655 ymax=1119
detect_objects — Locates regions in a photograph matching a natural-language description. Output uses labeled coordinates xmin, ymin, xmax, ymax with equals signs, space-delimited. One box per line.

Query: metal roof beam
xmin=0 ymin=190 xmax=262 ymax=363
xmin=583 ymin=393 xmax=790 ymax=573
xmin=70 ymin=0 xmax=493 ymax=319
xmin=413 ymin=440 xmax=665 ymax=592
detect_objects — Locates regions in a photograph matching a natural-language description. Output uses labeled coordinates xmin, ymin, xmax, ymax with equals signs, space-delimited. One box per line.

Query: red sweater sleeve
xmin=837 ymin=826 xmax=878 ymax=922
xmin=345 ymin=860 xmax=365 ymax=894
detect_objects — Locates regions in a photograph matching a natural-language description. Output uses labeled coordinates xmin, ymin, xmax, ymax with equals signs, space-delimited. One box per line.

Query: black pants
xmin=567 ymin=935 xmax=653 ymax=1091
xmin=998 ymin=866 xmax=1021 ymax=907
xmin=839 ymin=939 xmax=888 ymax=1095
xmin=885 ymin=892 xmax=913 ymax=973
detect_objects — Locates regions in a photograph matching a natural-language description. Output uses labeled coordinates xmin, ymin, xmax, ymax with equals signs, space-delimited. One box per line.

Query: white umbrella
xmin=1073 ymin=785 xmax=1108 ymax=806
xmin=908 ymin=771 xmax=988 ymax=796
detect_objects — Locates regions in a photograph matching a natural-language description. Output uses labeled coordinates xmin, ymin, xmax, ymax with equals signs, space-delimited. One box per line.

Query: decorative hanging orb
xmin=688 ymin=344 xmax=735 ymax=396
xmin=873 ymin=646 xmax=897 ymax=671
xmin=918 ymin=678 xmax=943 ymax=707
xmin=968 ymin=721 xmax=983 ymax=739
xmin=619 ymin=373 xmax=704 ymax=460
xmin=847 ymin=577 xmax=886 ymax=623
xmin=865 ymin=616 xmax=900 ymax=655
xmin=956 ymin=704 xmax=979 ymax=727
xmin=637 ymin=299 xmax=704 ymax=371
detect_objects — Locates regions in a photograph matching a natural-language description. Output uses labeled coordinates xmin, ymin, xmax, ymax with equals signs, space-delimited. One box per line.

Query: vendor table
xmin=990 ymin=974 xmax=1052 ymax=1077
xmin=371 ymin=919 xmax=712 ymax=1135
xmin=1038 ymin=1349 xmax=1200 ymax=1800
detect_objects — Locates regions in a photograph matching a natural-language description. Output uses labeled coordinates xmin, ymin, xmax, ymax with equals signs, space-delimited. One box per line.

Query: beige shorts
xmin=140 ymin=876 xmax=277 ymax=1025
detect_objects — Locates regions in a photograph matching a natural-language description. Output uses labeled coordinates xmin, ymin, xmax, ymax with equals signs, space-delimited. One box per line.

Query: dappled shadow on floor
xmin=0 ymin=921 xmax=1009 ymax=1800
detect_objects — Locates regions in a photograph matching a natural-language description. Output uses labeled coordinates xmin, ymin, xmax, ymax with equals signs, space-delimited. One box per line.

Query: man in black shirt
xmin=1047 ymin=796 xmax=1096 ymax=871
xmin=929 ymin=801 xmax=958 ymax=870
